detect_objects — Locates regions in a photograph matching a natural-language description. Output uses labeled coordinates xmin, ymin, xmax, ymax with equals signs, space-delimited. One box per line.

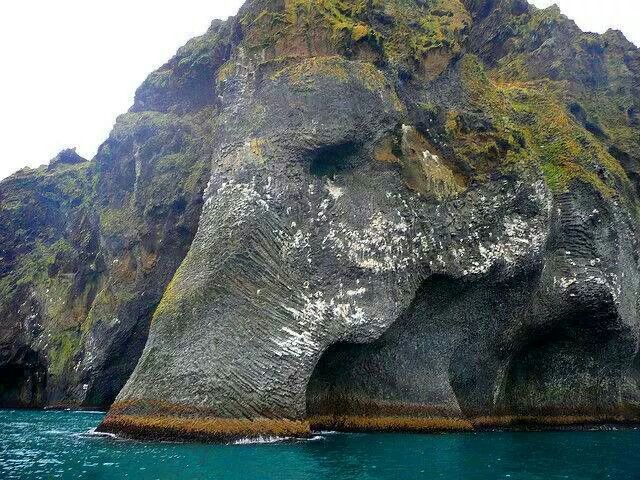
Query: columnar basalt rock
xmin=2 ymin=0 xmax=640 ymax=440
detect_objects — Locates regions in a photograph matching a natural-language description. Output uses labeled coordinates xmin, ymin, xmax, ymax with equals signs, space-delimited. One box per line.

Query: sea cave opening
xmin=0 ymin=356 xmax=47 ymax=408
xmin=304 ymin=276 xmax=475 ymax=430
xmin=496 ymin=312 xmax=633 ymax=418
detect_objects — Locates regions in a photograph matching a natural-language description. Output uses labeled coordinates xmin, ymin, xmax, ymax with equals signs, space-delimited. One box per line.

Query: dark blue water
xmin=2 ymin=410 xmax=639 ymax=480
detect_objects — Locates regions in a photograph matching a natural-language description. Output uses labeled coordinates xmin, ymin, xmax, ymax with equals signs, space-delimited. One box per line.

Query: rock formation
xmin=2 ymin=0 xmax=640 ymax=440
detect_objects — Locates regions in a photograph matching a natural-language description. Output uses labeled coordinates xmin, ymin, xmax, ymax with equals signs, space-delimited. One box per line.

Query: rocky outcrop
xmin=2 ymin=0 xmax=640 ymax=440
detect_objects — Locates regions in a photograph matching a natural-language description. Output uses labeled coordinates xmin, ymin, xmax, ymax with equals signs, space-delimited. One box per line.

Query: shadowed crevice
xmin=0 ymin=353 xmax=47 ymax=408
xmin=309 ymin=142 xmax=360 ymax=179
xmin=496 ymin=310 xmax=635 ymax=417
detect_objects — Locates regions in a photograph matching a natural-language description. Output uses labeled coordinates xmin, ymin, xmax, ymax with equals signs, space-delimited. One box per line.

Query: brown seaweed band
xmin=99 ymin=412 xmax=640 ymax=442
xmin=308 ymin=415 xmax=474 ymax=433
xmin=98 ymin=415 xmax=312 ymax=442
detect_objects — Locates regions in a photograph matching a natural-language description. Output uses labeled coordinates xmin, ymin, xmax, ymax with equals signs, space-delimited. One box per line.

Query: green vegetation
xmin=99 ymin=110 xmax=210 ymax=223
xmin=376 ymin=0 xmax=469 ymax=64
xmin=152 ymin=274 xmax=180 ymax=322
xmin=446 ymin=55 xmax=631 ymax=195
xmin=271 ymin=55 xmax=349 ymax=83
xmin=109 ymin=111 xmax=182 ymax=142
xmin=0 ymin=94 xmax=211 ymax=388
xmin=48 ymin=331 xmax=81 ymax=377
xmin=270 ymin=55 xmax=389 ymax=91
xmin=100 ymin=207 xmax=136 ymax=237
xmin=240 ymin=0 xmax=377 ymax=54
xmin=447 ymin=2 xmax=638 ymax=199
xmin=240 ymin=0 xmax=468 ymax=67
xmin=0 ymin=239 xmax=73 ymax=300
xmin=81 ymin=284 xmax=137 ymax=335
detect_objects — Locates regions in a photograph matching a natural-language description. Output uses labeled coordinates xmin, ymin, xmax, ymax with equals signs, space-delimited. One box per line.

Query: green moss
xmin=98 ymin=108 xmax=209 ymax=228
xmin=146 ymin=70 xmax=172 ymax=89
xmin=418 ymin=101 xmax=439 ymax=116
xmin=526 ymin=4 xmax=564 ymax=30
xmin=152 ymin=274 xmax=180 ymax=321
xmin=1 ymin=160 xmax=93 ymax=214
xmin=100 ymin=208 xmax=136 ymax=237
xmin=270 ymin=56 xmax=350 ymax=87
xmin=540 ymin=162 xmax=570 ymax=192
xmin=240 ymin=0 xmax=467 ymax=69
xmin=283 ymin=0 xmax=371 ymax=40
xmin=351 ymin=23 xmax=371 ymax=42
xmin=376 ymin=0 xmax=469 ymax=65
xmin=479 ymin=5 xmax=639 ymax=197
xmin=449 ymin=54 xmax=630 ymax=195
xmin=0 ymin=239 xmax=73 ymax=300
xmin=110 ymin=111 xmax=181 ymax=142
xmin=43 ymin=278 xmax=76 ymax=325
xmin=56 ymin=163 xmax=92 ymax=200
xmin=48 ymin=331 xmax=81 ymax=377
xmin=176 ymin=32 xmax=226 ymax=69
xmin=143 ymin=152 xmax=209 ymax=216
xmin=216 ymin=61 xmax=236 ymax=83
xmin=575 ymin=92 xmax=640 ymax=159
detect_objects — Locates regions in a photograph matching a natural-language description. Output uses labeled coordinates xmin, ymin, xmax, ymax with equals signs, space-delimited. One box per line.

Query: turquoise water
xmin=1 ymin=410 xmax=639 ymax=480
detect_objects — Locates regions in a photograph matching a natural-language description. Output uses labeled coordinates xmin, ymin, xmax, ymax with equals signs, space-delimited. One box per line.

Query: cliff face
xmin=2 ymin=0 xmax=640 ymax=439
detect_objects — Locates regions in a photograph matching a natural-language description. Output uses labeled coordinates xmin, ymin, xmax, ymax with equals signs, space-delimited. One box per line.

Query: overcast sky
xmin=0 ymin=0 xmax=638 ymax=180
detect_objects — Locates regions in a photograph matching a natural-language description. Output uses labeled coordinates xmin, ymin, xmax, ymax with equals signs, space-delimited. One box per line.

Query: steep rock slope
xmin=0 ymin=0 xmax=639 ymax=440
xmin=0 ymin=18 xmax=235 ymax=406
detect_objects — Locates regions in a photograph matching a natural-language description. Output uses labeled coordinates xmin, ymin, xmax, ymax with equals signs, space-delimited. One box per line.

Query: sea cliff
xmin=1 ymin=0 xmax=640 ymax=441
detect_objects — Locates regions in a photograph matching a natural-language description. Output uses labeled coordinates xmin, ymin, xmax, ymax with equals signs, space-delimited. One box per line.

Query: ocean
xmin=1 ymin=409 xmax=638 ymax=479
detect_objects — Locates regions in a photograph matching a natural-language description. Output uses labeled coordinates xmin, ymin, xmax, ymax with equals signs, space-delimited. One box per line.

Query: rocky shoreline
xmin=98 ymin=410 xmax=640 ymax=443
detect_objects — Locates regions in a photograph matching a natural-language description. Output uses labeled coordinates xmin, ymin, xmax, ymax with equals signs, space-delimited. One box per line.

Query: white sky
xmin=0 ymin=0 xmax=638 ymax=180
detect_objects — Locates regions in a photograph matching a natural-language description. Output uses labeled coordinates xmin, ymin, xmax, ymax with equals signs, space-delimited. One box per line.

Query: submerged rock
xmin=2 ymin=0 xmax=640 ymax=440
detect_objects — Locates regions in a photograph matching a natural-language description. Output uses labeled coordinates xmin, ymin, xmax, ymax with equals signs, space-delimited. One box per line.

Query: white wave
xmin=231 ymin=434 xmax=325 ymax=445
xmin=231 ymin=435 xmax=293 ymax=445
xmin=81 ymin=427 xmax=118 ymax=439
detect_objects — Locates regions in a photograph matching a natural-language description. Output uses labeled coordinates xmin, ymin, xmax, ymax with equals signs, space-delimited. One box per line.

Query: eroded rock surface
xmin=2 ymin=0 xmax=640 ymax=440
xmin=100 ymin=0 xmax=640 ymax=440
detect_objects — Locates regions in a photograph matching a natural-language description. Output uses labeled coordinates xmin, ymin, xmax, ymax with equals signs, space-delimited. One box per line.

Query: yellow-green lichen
xmin=48 ymin=330 xmax=81 ymax=377
xmin=270 ymin=56 xmax=350 ymax=87
xmin=240 ymin=0 xmax=468 ymax=70
xmin=450 ymin=55 xmax=630 ymax=196
xmin=100 ymin=207 xmax=136 ymax=237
